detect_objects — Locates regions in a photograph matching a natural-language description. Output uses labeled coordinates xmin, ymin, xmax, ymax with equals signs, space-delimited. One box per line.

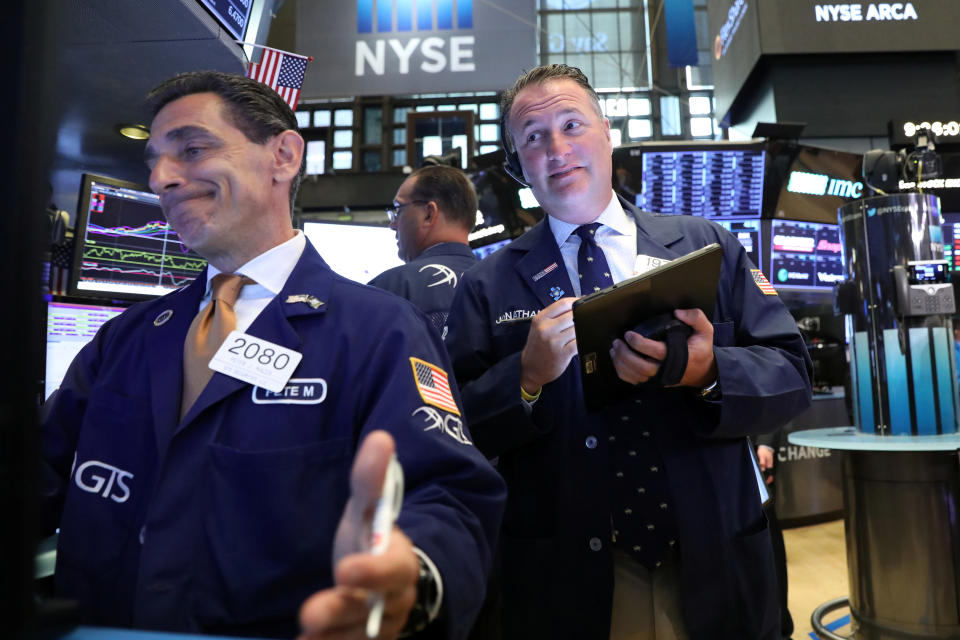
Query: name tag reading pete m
xmin=209 ymin=330 xmax=303 ymax=393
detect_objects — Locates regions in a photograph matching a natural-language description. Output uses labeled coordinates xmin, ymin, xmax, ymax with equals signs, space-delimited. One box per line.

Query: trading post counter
xmin=790 ymin=428 xmax=960 ymax=640
xmin=769 ymin=388 xmax=848 ymax=526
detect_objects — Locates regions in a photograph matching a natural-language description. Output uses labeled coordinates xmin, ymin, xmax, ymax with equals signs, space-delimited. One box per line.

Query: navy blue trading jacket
xmin=40 ymin=240 xmax=506 ymax=639
xmin=444 ymin=200 xmax=812 ymax=640
xmin=368 ymin=242 xmax=478 ymax=332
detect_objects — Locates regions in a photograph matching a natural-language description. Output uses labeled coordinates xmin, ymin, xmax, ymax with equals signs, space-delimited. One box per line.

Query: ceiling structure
xmin=48 ymin=0 xmax=247 ymax=222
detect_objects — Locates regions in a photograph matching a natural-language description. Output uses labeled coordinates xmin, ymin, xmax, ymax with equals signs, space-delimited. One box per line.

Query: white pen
xmin=365 ymin=453 xmax=405 ymax=639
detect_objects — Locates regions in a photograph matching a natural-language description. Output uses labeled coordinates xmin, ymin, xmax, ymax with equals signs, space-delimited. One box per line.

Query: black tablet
xmin=572 ymin=242 xmax=723 ymax=410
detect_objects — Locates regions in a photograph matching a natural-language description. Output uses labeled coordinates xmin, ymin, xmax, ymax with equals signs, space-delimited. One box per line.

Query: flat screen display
xmin=198 ymin=0 xmax=254 ymax=41
xmin=45 ymin=300 xmax=125 ymax=400
xmin=302 ymin=221 xmax=403 ymax=283
xmin=769 ymin=219 xmax=844 ymax=290
xmin=70 ymin=174 xmax=206 ymax=300
xmin=940 ymin=222 xmax=960 ymax=272
xmin=768 ymin=143 xmax=863 ymax=224
xmin=472 ymin=237 xmax=512 ymax=260
xmin=708 ymin=217 xmax=762 ymax=269
xmin=639 ymin=146 xmax=765 ymax=218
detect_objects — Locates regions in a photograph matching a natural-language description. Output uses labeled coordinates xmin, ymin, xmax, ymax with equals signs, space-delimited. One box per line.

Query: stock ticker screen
xmin=44 ymin=300 xmax=125 ymax=399
xmin=941 ymin=223 xmax=960 ymax=272
xmin=73 ymin=177 xmax=206 ymax=299
xmin=769 ymin=219 xmax=844 ymax=290
xmin=708 ymin=218 xmax=762 ymax=270
xmin=639 ymin=148 xmax=765 ymax=218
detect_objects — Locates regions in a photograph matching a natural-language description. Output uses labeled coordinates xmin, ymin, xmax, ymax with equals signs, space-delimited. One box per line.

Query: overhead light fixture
xmin=116 ymin=124 xmax=150 ymax=140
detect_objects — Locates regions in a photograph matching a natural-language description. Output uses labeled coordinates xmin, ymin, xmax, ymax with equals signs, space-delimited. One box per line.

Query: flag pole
xmin=235 ymin=41 xmax=313 ymax=61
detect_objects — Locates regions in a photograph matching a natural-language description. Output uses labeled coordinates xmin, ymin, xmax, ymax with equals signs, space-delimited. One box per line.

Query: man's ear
xmin=272 ymin=130 xmax=305 ymax=184
xmin=421 ymin=200 xmax=439 ymax=225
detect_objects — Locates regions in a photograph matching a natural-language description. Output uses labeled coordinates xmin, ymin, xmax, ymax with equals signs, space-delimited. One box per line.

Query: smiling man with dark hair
xmin=40 ymin=70 xmax=504 ymax=640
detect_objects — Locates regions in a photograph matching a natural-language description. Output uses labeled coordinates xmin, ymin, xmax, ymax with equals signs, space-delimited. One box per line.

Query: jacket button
xmin=585 ymin=436 xmax=598 ymax=449
xmin=589 ymin=537 xmax=602 ymax=551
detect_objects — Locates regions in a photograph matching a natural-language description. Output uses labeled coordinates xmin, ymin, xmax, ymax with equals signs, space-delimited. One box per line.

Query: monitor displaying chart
xmin=70 ymin=174 xmax=206 ymax=300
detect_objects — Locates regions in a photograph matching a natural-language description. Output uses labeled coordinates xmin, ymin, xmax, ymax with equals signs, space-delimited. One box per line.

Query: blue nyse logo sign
xmin=297 ymin=0 xmax=535 ymax=97
xmin=355 ymin=0 xmax=476 ymax=76
xmin=358 ymin=0 xmax=473 ymax=33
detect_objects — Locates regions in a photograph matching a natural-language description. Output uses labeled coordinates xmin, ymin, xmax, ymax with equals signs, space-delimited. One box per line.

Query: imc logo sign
xmin=355 ymin=0 xmax=476 ymax=75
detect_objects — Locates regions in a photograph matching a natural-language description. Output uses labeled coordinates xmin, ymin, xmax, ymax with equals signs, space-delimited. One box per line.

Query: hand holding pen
xmin=299 ymin=431 xmax=418 ymax=640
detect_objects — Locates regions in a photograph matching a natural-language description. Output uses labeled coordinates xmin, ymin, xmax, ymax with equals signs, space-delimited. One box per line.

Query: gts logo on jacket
xmin=73 ymin=459 xmax=134 ymax=503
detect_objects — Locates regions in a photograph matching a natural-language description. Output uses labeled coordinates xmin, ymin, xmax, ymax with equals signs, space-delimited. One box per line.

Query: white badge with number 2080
xmin=209 ymin=330 xmax=303 ymax=393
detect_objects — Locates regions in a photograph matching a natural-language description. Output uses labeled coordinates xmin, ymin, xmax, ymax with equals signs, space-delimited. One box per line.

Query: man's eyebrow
xmin=517 ymin=107 xmax=582 ymax=133
xmin=143 ymin=125 xmax=219 ymax=163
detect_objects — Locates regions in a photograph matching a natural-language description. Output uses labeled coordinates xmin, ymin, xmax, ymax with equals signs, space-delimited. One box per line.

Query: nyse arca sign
xmin=814 ymin=3 xmax=919 ymax=21
xmin=298 ymin=0 xmax=536 ymax=97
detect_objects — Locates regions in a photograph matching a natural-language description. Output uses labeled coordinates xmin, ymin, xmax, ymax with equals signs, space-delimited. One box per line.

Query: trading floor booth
xmin=792 ymin=192 xmax=960 ymax=640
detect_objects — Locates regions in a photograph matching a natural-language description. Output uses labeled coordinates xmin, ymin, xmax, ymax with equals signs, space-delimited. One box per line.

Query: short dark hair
xmin=146 ymin=70 xmax=305 ymax=215
xmin=499 ymin=64 xmax=603 ymax=153
xmin=408 ymin=165 xmax=478 ymax=232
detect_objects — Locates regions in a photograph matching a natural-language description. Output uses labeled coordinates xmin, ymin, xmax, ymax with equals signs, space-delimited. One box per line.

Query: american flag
xmin=48 ymin=237 xmax=74 ymax=296
xmin=410 ymin=358 xmax=460 ymax=416
xmin=751 ymin=269 xmax=778 ymax=296
xmin=246 ymin=46 xmax=310 ymax=110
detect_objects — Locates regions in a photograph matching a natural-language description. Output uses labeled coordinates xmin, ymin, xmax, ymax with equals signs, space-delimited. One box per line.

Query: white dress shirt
xmin=547 ymin=191 xmax=638 ymax=296
xmin=198 ymin=231 xmax=307 ymax=330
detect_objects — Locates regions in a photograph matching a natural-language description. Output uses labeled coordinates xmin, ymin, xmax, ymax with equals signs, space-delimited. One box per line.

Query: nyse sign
xmin=299 ymin=0 xmax=535 ymax=97
xmin=356 ymin=36 xmax=475 ymax=75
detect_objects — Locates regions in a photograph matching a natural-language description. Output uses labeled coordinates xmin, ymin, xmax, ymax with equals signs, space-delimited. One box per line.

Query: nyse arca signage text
xmin=298 ymin=0 xmax=536 ymax=97
xmin=753 ymin=0 xmax=958 ymax=54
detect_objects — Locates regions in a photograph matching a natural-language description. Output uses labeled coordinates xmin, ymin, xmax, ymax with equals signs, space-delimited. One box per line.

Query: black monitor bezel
xmin=615 ymin=139 xmax=768 ymax=219
xmin=69 ymin=172 xmax=205 ymax=302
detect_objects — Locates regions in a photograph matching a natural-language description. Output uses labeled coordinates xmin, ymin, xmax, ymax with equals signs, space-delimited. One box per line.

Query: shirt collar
xmin=547 ymin=191 xmax=631 ymax=247
xmin=204 ymin=231 xmax=306 ymax=296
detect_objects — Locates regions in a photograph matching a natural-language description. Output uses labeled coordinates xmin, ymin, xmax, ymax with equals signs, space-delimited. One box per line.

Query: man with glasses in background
xmin=369 ymin=165 xmax=479 ymax=331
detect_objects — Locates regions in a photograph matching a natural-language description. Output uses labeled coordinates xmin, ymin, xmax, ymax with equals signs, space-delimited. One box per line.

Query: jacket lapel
xmin=623 ymin=198 xmax=687 ymax=261
xmin=175 ymin=243 xmax=333 ymax=432
xmin=512 ymin=219 xmax=574 ymax=309
xmin=145 ymin=270 xmax=207 ymax=454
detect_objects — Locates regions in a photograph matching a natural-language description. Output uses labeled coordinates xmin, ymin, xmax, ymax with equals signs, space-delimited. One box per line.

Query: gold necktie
xmin=180 ymin=273 xmax=254 ymax=419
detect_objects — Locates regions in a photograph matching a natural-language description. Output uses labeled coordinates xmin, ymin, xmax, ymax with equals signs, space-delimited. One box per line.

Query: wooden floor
xmin=783 ymin=518 xmax=852 ymax=639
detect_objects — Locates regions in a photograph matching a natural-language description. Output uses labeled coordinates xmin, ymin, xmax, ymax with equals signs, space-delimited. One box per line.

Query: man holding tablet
xmin=444 ymin=64 xmax=812 ymax=640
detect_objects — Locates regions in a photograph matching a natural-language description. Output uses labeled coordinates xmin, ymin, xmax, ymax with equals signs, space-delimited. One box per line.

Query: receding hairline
xmin=503 ymin=76 xmax=604 ymax=141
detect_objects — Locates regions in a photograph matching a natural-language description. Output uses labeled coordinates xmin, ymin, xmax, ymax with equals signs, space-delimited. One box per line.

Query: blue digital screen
xmin=708 ymin=217 xmax=762 ymax=269
xmin=472 ymin=237 xmax=512 ymax=260
xmin=640 ymin=149 xmax=765 ymax=218
xmin=198 ymin=0 xmax=254 ymax=41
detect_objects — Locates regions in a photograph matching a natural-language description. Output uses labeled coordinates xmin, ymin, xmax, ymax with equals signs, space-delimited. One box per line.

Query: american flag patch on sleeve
xmin=410 ymin=358 xmax=461 ymax=416
xmin=751 ymin=269 xmax=778 ymax=295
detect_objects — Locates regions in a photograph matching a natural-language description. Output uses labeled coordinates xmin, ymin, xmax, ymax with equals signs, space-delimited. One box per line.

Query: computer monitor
xmin=44 ymin=300 xmax=126 ymax=400
xmin=708 ymin=217 xmax=762 ymax=269
xmin=631 ymin=141 xmax=766 ymax=218
xmin=301 ymin=220 xmax=403 ymax=283
xmin=769 ymin=219 xmax=844 ymax=290
xmin=941 ymin=220 xmax=960 ymax=273
xmin=767 ymin=142 xmax=864 ymax=225
xmin=472 ymin=237 xmax=513 ymax=261
xmin=70 ymin=173 xmax=206 ymax=301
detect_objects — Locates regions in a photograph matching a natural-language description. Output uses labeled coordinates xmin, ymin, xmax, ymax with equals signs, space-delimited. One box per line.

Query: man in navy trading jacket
xmin=369 ymin=165 xmax=478 ymax=331
xmin=443 ymin=64 xmax=812 ymax=639
xmin=39 ymin=71 xmax=505 ymax=640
